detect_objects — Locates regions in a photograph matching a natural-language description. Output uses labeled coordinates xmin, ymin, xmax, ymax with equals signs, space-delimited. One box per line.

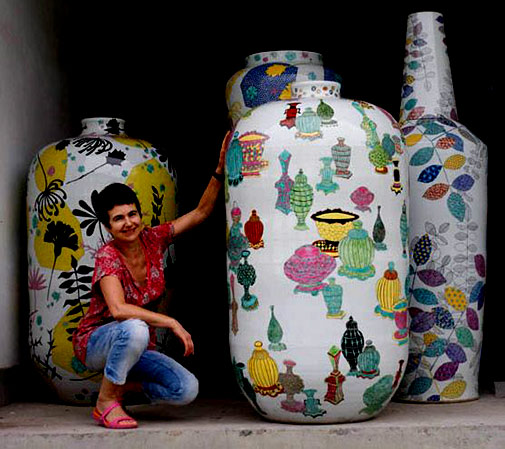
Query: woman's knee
xmin=176 ymin=373 xmax=199 ymax=405
xmin=141 ymin=366 xmax=199 ymax=406
xmin=118 ymin=319 xmax=150 ymax=353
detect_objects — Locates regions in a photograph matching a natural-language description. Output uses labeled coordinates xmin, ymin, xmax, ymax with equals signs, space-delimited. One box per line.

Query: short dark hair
xmin=95 ymin=183 xmax=142 ymax=228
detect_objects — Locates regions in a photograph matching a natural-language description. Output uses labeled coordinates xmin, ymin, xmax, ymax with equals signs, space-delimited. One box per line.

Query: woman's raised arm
xmin=171 ymin=131 xmax=231 ymax=238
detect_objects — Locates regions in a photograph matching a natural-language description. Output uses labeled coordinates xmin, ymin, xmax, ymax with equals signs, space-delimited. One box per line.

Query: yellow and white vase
xmin=27 ymin=118 xmax=177 ymax=404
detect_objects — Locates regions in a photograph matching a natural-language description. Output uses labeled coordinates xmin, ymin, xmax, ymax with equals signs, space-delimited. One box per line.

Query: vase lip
xmin=408 ymin=10 xmax=443 ymax=18
xmin=291 ymin=80 xmax=342 ymax=99
xmin=245 ymin=50 xmax=323 ymax=67
xmin=80 ymin=117 xmax=126 ymax=136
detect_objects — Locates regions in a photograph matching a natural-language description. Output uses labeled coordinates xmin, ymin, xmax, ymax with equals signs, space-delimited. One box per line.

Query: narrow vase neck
xmin=245 ymin=51 xmax=323 ymax=68
xmin=401 ymin=11 xmax=457 ymax=119
xmin=291 ymin=81 xmax=341 ymax=99
xmin=80 ymin=118 xmax=126 ymax=136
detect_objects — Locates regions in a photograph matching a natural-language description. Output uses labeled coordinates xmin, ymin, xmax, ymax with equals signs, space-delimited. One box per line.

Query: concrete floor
xmin=1 ymin=395 xmax=504 ymax=449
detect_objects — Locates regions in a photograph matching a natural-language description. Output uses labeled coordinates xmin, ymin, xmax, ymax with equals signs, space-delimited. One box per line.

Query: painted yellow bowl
xmin=311 ymin=208 xmax=359 ymax=242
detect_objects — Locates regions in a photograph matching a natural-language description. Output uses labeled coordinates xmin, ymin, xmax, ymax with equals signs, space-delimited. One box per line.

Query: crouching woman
xmin=72 ymin=133 xmax=229 ymax=429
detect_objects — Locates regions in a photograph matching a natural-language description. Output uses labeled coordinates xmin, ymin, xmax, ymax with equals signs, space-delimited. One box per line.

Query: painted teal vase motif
xmin=321 ymin=278 xmax=345 ymax=319
xmin=357 ymin=340 xmax=380 ymax=379
xmin=237 ymin=250 xmax=258 ymax=311
xmin=317 ymin=157 xmax=339 ymax=195
xmin=226 ymin=131 xmax=244 ymax=186
xmin=296 ymin=107 xmax=322 ymax=140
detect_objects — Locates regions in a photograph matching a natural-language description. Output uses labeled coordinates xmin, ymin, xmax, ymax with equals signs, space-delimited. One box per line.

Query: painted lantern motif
xmin=225 ymin=78 xmax=409 ymax=423
xmin=395 ymin=12 xmax=487 ymax=403
xmin=27 ymin=118 xmax=177 ymax=404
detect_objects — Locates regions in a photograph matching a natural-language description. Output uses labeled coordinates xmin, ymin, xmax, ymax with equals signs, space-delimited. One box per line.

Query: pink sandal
xmin=92 ymin=401 xmax=138 ymax=429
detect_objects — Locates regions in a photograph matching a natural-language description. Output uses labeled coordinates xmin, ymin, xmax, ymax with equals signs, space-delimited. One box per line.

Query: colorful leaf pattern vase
xmin=395 ymin=12 xmax=487 ymax=403
xmin=27 ymin=118 xmax=177 ymax=404
xmin=226 ymin=51 xmax=341 ymax=125
xmin=226 ymin=76 xmax=409 ymax=423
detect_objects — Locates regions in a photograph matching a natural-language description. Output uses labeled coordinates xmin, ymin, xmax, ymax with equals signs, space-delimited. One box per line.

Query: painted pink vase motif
xmin=393 ymin=301 xmax=409 ymax=345
xmin=350 ymin=186 xmax=375 ymax=212
xmin=284 ymin=245 xmax=337 ymax=296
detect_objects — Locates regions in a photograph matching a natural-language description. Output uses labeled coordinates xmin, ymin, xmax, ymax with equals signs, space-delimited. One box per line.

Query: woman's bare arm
xmin=99 ymin=275 xmax=194 ymax=356
xmin=171 ymin=131 xmax=230 ymax=238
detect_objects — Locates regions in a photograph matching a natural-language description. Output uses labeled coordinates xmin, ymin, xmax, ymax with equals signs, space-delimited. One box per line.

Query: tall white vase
xmin=395 ymin=12 xmax=488 ymax=403
xmin=225 ymin=80 xmax=409 ymax=423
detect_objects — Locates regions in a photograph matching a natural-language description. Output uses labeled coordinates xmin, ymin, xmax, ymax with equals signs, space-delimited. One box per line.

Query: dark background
xmin=26 ymin=2 xmax=498 ymax=401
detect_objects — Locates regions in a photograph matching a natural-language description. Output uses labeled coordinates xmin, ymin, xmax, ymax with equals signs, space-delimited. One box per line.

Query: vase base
xmin=393 ymin=395 xmax=479 ymax=404
xmin=326 ymin=311 xmax=346 ymax=319
xmin=268 ymin=342 xmax=287 ymax=351
xmin=316 ymin=183 xmax=339 ymax=195
xmin=374 ymin=305 xmax=395 ymax=319
xmin=294 ymin=282 xmax=327 ymax=296
xmin=335 ymin=170 xmax=353 ymax=179
xmin=338 ymin=265 xmax=375 ymax=280
xmin=295 ymin=131 xmax=323 ymax=141
xmin=241 ymin=295 xmax=259 ymax=311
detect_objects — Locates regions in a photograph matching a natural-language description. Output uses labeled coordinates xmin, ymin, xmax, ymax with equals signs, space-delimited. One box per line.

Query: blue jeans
xmin=85 ymin=319 xmax=199 ymax=405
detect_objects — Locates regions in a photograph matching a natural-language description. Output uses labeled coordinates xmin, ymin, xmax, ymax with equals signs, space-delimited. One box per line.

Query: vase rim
xmin=408 ymin=11 xmax=443 ymax=17
xmin=291 ymin=80 xmax=342 ymax=99
xmin=80 ymin=117 xmax=126 ymax=136
xmin=245 ymin=50 xmax=323 ymax=67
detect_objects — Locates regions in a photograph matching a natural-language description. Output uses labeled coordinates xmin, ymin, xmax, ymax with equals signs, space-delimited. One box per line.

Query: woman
xmin=73 ymin=132 xmax=230 ymax=429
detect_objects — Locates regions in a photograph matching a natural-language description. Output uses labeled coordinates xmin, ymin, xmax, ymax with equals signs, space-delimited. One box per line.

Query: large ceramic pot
xmin=395 ymin=12 xmax=488 ymax=403
xmin=225 ymin=50 xmax=340 ymax=125
xmin=225 ymin=80 xmax=409 ymax=423
xmin=26 ymin=118 xmax=177 ymax=404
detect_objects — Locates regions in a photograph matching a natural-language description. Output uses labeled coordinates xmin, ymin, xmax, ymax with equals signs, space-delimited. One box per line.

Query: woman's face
xmin=107 ymin=203 xmax=143 ymax=244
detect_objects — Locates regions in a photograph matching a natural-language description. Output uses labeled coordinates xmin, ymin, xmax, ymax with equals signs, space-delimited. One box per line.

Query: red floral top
xmin=73 ymin=222 xmax=175 ymax=365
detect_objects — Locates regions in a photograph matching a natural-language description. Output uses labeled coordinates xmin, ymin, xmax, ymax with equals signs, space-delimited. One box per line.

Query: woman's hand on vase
xmin=217 ymin=130 xmax=232 ymax=174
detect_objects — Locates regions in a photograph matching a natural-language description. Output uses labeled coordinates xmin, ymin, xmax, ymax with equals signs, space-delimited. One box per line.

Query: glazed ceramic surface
xmin=26 ymin=118 xmax=177 ymax=404
xmin=226 ymin=80 xmax=409 ymax=423
xmin=395 ymin=12 xmax=487 ymax=403
xmin=225 ymin=50 xmax=340 ymax=125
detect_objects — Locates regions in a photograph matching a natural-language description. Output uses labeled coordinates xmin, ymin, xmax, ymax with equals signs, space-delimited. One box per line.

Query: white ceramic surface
xmin=225 ymin=80 xmax=409 ymax=423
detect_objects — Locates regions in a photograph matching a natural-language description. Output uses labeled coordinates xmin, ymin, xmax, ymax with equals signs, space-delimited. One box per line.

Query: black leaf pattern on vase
xmin=72 ymin=137 xmax=113 ymax=156
xmin=73 ymin=190 xmax=106 ymax=243
xmin=43 ymin=221 xmax=79 ymax=303
xmin=34 ymin=154 xmax=67 ymax=222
